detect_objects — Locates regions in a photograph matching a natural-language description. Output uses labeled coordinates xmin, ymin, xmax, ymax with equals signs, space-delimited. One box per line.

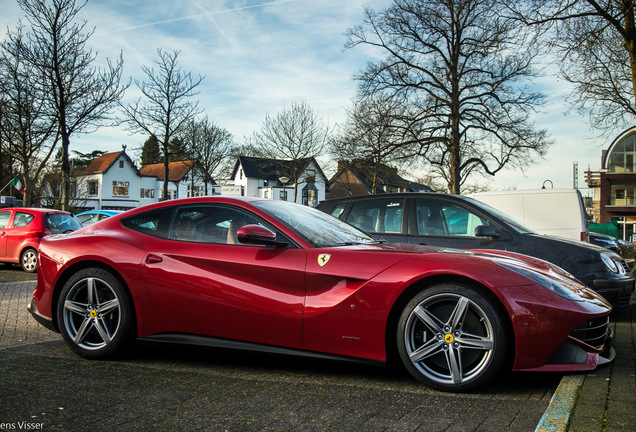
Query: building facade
xmin=229 ymin=156 xmax=327 ymax=207
xmin=327 ymin=157 xmax=432 ymax=199
xmin=586 ymin=126 xmax=636 ymax=241
xmin=78 ymin=151 xmax=216 ymax=211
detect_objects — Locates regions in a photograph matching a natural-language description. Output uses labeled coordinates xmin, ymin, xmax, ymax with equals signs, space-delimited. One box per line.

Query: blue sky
xmin=0 ymin=0 xmax=617 ymax=195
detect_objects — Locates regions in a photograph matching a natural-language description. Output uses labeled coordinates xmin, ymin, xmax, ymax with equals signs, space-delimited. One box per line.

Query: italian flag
xmin=10 ymin=176 xmax=24 ymax=194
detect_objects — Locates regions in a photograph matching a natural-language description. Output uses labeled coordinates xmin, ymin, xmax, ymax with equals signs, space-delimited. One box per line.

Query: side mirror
xmin=237 ymin=224 xmax=288 ymax=247
xmin=474 ymin=225 xmax=501 ymax=238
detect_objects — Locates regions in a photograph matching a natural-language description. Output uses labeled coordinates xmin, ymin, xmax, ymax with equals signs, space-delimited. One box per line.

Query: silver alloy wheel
xmin=62 ymin=276 xmax=122 ymax=350
xmin=403 ymin=292 xmax=495 ymax=386
xmin=21 ymin=249 xmax=37 ymax=272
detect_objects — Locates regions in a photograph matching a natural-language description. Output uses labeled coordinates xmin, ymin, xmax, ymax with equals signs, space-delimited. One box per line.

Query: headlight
xmin=600 ymin=252 xmax=618 ymax=273
xmin=600 ymin=252 xmax=624 ymax=274
xmin=497 ymin=261 xmax=584 ymax=301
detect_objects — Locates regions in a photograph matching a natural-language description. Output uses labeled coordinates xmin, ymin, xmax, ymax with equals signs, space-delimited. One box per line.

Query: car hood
xmin=526 ymin=233 xmax=616 ymax=255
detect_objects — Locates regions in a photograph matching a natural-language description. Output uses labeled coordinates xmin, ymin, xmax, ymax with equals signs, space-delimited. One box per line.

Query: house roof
xmin=330 ymin=157 xmax=433 ymax=194
xmin=232 ymin=156 xmax=326 ymax=184
xmin=82 ymin=151 xmax=124 ymax=174
xmin=139 ymin=160 xmax=196 ymax=182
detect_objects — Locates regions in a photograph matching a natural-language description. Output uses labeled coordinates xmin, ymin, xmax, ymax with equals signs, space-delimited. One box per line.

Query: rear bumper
xmin=27 ymin=298 xmax=57 ymax=333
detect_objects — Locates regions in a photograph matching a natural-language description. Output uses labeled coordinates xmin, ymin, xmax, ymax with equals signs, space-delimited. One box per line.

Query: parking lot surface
xmin=3 ymin=268 xmax=630 ymax=431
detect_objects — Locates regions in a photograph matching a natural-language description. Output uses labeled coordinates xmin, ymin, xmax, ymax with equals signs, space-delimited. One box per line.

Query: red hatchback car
xmin=28 ymin=197 xmax=614 ymax=391
xmin=0 ymin=208 xmax=82 ymax=272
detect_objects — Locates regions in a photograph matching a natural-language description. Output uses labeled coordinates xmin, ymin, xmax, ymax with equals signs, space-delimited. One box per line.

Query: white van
xmin=468 ymin=189 xmax=589 ymax=241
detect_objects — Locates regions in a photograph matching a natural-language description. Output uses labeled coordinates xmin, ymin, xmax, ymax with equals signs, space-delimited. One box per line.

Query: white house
xmin=228 ymin=156 xmax=327 ymax=207
xmin=78 ymin=151 xmax=216 ymax=210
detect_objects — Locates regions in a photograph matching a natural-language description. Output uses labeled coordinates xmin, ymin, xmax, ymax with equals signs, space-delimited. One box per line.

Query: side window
xmin=170 ymin=204 xmax=269 ymax=245
xmin=329 ymin=203 xmax=348 ymax=219
xmin=77 ymin=213 xmax=98 ymax=226
xmin=0 ymin=211 xmax=11 ymax=229
xmin=440 ymin=205 xmax=489 ymax=237
xmin=416 ymin=198 xmax=488 ymax=237
xmin=121 ymin=208 xmax=174 ymax=238
xmin=346 ymin=199 xmax=404 ymax=233
xmin=13 ymin=212 xmax=35 ymax=228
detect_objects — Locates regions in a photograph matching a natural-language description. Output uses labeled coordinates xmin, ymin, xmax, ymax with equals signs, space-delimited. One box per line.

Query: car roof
xmin=0 ymin=207 xmax=70 ymax=214
xmin=319 ymin=192 xmax=460 ymax=205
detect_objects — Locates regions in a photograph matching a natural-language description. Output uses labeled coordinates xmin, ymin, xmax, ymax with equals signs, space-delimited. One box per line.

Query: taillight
xmin=36 ymin=228 xmax=51 ymax=238
xmin=581 ymin=232 xmax=588 ymax=242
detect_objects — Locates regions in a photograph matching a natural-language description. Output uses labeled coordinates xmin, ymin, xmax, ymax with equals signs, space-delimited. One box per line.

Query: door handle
xmin=146 ymin=254 xmax=163 ymax=264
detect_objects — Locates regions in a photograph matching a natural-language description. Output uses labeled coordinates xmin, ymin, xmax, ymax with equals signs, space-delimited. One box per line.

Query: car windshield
xmin=462 ymin=196 xmax=536 ymax=234
xmin=253 ymin=200 xmax=379 ymax=247
xmin=46 ymin=213 xmax=83 ymax=234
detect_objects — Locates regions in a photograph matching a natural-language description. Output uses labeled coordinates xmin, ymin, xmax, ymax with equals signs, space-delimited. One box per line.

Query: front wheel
xmin=57 ymin=268 xmax=134 ymax=359
xmin=21 ymin=248 xmax=38 ymax=273
xmin=397 ymin=283 xmax=509 ymax=392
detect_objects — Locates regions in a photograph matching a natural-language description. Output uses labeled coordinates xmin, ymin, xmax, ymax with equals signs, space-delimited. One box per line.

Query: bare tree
xmin=181 ymin=116 xmax=235 ymax=194
xmin=17 ymin=0 xmax=127 ymax=210
xmin=347 ymin=0 xmax=551 ymax=194
xmin=250 ymin=101 xmax=329 ymax=201
xmin=504 ymin=0 xmax=636 ymax=133
xmin=120 ymin=49 xmax=204 ymax=200
xmin=331 ymin=95 xmax=414 ymax=194
xmin=0 ymin=25 xmax=58 ymax=206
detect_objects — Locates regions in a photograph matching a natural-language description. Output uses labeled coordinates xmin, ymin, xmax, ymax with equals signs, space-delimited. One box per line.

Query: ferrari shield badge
xmin=318 ymin=254 xmax=331 ymax=267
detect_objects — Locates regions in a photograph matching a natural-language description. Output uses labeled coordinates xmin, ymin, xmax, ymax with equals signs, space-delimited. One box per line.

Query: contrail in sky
xmin=99 ymin=0 xmax=296 ymax=34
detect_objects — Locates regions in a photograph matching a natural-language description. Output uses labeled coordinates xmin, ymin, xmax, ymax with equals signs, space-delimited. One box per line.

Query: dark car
xmin=316 ymin=193 xmax=634 ymax=308
xmin=0 ymin=208 xmax=82 ymax=272
xmin=588 ymin=232 xmax=621 ymax=254
xmin=28 ymin=197 xmax=612 ymax=392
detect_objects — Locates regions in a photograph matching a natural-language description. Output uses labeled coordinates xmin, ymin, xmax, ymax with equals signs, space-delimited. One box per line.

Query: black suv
xmin=316 ymin=193 xmax=634 ymax=308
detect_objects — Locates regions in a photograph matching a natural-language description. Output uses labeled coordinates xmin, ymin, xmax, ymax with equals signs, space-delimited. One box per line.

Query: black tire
xmin=397 ymin=283 xmax=509 ymax=392
xmin=21 ymin=248 xmax=38 ymax=273
xmin=57 ymin=268 xmax=134 ymax=359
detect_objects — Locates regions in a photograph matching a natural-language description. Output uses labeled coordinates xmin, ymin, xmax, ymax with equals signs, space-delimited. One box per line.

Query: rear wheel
xmin=21 ymin=248 xmax=38 ymax=273
xmin=397 ymin=283 xmax=508 ymax=392
xmin=57 ymin=268 xmax=134 ymax=359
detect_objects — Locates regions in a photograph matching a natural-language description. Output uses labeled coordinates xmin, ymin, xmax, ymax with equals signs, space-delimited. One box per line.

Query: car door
xmin=408 ymin=197 xmax=508 ymax=250
xmin=139 ymin=203 xmax=307 ymax=349
xmin=0 ymin=210 xmax=12 ymax=257
xmin=342 ymin=198 xmax=408 ymax=243
xmin=6 ymin=211 xmax=36 ymax=259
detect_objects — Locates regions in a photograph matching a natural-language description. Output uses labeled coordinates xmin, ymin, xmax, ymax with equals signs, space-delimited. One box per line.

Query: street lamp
xmin=279 ymin=176 xmax=290 ymax=201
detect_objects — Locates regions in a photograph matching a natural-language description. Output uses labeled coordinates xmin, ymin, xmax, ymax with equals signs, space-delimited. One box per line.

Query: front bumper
xmin=593 ymin=276 xmax=634 ymax=308
xmin=27 ymin=298 xmax=58 ymax=333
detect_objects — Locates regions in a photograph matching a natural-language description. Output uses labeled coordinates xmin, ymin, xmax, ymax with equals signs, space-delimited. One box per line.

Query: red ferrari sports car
xmin=28 ymin=197 xmax=613 ymax=391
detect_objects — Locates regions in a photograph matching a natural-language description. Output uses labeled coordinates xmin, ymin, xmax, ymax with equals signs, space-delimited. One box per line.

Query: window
xmin=87 ymin=181 xmax=98 ymax=196
xmin=302 ymin=189 xmax=317 ymax=207
xmin=119 ymin=160 xmax=124 ymax=168
xmin=0 ymin=211 xmax=11 ymax=229
xmin=13 ymin=212 xmax=34 ymax=228
xmin=141 ymin=188 xmax=155 ymax=199
xmin=170 ymin=204 xmax=270 ymax=245
xmin=280 ymin=190 xmax=288 ymax=201
xmin=416 ymin=199 xmax=489 ymax=237
xmin=187 ymin=184 xmax=203 ymax=198
xmin=161 ymin=190 xmax=176 ymax=200
xmin=113 ymin=181 xmax=129 ymax=196
xmin=346 ymin=199 xmax=404 ymax=233
xmin=329 ymin=203 xmax=347 ymax=219
xmin=121 ymin=208 xmax=174 ymax=238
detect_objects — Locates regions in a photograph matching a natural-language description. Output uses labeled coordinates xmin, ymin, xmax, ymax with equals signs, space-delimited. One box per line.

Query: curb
xmin=535 ymin=374 xmax=584 ymax=432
